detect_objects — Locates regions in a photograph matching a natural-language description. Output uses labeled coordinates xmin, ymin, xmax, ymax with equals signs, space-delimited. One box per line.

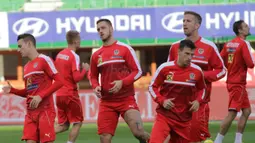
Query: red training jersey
xmin=90 ymin=41 xmax=142 ymax=101
xmin=220 ymin=37 xmax=255 ymax=85
xmin=55 ymin=48 xmax=87 ymax=96
xmin=167 ymin=37 xmax=226 ymax=103
xmin=149 ymin=61 xmax=206 ymax=122
xmin=10 ymin=54 xmax=63 ymax=112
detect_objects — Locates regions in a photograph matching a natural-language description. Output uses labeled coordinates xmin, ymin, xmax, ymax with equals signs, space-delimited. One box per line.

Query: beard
xmin=102 ymin=34 xmax=111 ymax=42
xmin=184 ymin=32 xmax=191 ymax=37
xmin=184 ymin=29 xmax=195 ymax=37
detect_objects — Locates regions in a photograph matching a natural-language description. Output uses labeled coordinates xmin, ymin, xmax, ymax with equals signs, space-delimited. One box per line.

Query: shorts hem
xmin=98 ymin=132 xmax=115 ymax=136
xmin=58 ymin=120 xmax=69 ymax=125
xmin=21 ymin=138 xmax=38 ymax=142
xmin=228 ymin=108 xmax=238 ymax=112
xmin=70 ymin=121 xmax=83 ymax=124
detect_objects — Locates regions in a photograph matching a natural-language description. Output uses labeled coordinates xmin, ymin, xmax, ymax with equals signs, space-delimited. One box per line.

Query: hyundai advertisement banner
xmin=0 ymin=12 xmax=9 ymax=48
xmin=7 ymin=4 xmax=255 ymax=45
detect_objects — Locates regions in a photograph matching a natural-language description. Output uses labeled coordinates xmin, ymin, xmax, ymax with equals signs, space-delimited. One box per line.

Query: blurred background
xmin=0 ymin=0 xmax=255 ymax=142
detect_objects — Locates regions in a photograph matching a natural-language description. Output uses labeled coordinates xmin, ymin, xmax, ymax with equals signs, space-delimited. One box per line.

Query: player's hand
xmin=189 ymin=100 xmax=200 ymax=112
xmin=2 ymin=81 xmax=12 ymax=94
xmin=163 ymin=98 xmax=175 ymax=110
xmin=163 ymin=135 xmax=170 ymax=143
xmin=94 ymin=86 xmax=102 ymax=98
xmin=82 ymin=62 xmax=90 ymax=71
xmin=29 ymin=95 xmax=42 ymax=109
xmin=109 ymin=80 xmax=123 ymax=94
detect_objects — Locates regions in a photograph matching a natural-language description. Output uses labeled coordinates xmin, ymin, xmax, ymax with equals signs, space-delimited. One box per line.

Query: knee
xmin=133 ymin=130 xmax=147 ymax=140
xmin=100 ymin=133 xmax=112 ymax=141
xmin=228 ymin=111 xmax=237 ymax=120
xmin=64 ymin=123 xmax=70 ymax=130
xmin=73 ymin=122 xmax=82 ymax=128
xmin=59 ymin=123 xmax=70 ymax=132
xmin=242 ymin=108 xmax=251 ymax=118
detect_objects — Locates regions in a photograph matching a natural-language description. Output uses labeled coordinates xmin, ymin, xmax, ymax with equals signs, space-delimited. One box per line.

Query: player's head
xmin=183 ymin=11 xmax=202 ymax=36
xmin=178 ymin=39 xmax=196 ymax=67
xmin=96 ymin=19 xmax=114 ymax=42
xmin=17 ymin=33 xmax=36 ymax=57
xmin=233 ymin=20 xmax=250 ymax=37
xmin=66 ymin=30 xmax=81 ymax=49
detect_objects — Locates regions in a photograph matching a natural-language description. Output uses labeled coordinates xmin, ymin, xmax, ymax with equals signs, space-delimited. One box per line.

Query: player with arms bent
xmin=149 ymin=39 xmax=206 ymax=143
xmin=167 ymin=11 xmax=226 ymax=143
xmin=90 ymin=19 xmax=150 ymax=143
xmin=2 ymin=33 xmax=64 ymax=143
xmin=214 ymin=20 xmax=254 ymax=143
xmin=54 ymin=30 xmax=90 ymax=143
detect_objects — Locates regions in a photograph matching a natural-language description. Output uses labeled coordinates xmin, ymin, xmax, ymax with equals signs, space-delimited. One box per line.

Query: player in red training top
xmin=90 ymin=19 xmax=150 ymax=143
xmin=2 ymin=33 xmax=64 ymax=143
xmin=214 ymin=20 xmax=254 ymax=143
xmin=54 ymin=30 xmax=90 ymax=143
xmin=167 ymin=11 xmax=226 ymax=143
xmin=149 ymin=39 xmax=206 ymax=143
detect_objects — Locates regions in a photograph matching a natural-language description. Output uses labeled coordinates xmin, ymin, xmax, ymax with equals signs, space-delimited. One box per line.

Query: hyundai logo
xmin=13 ymin=17 xmax=49 ymax=38
xmin=161 ymin=12 xmax=184 ymax=33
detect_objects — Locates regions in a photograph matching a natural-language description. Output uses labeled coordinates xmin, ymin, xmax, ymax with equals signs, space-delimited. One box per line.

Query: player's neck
xmin=176 ymin=60 xmax=187 ymax=68
xmin=103 ymin=37 xmax=116 ymax=46
xmin=238 ymin=35 xmax=246 ymax=40
xmin=28 ymin=50 xmax=40 ymax=61
xmin=68 ymin=46 xmax=76 ymax=52
xmin=186 ymin=32 xmax=200 ymax=43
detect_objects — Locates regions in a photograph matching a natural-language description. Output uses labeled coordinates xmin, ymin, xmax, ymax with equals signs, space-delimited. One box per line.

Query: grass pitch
xmin=1 ymin=121 xmax=255 ymax=143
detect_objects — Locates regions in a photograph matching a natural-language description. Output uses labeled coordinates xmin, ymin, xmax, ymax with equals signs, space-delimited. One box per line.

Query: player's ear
xmin=178 ymin=48 xmax=181 ymax=55
xmin=26 ymin=41 xmax=31 ymax=48
xmin=195 ymin=23 xmax=200 ymax=30
xmin=238 ymin=28 xmax=242 ymax=35
xmin=110 ymin=25 xmax=114 ymax=32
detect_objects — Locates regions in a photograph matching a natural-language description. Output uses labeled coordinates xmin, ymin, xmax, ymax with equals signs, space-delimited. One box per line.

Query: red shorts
xmin=97 ymin=96 xmax=139 ymax=136
xmin=190 ymin=103 xmax=210 ymax=142
xmin=149 ymin=113 xmax=191 ymax=143
xmin=56 ymin=95 xmax=84 ymax=124
xmin=22 ymin=109 xmax=56 ymax=143
xmin=227 ymin=84 xmax=251 ymax=112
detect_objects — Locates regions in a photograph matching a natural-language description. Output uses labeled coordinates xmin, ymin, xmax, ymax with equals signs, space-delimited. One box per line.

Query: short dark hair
xmin=17 ymin=33 xmax=36 ymax=47
xmin=184 ymin=11 xmax=202 ymax=25
xmin=66 ymin=30 xmax=80 ymax=45
xmin=233 ymin=20 xmax=244 ymax=36
xmin=96 ymin=19 xmax=112 ymax=27
xmin=179 ymin=39 xmax=196 ymax=51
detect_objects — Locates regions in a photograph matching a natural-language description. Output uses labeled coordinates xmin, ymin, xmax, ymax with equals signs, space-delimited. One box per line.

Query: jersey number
xmin=228 ymin=54 xmax=234 ymax=63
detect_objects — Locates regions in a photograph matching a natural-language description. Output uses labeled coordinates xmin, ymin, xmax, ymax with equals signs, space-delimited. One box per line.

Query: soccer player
xmin=149 ymin=39 xmax=206 ymax=143
xmin=2 ymin=33 xmax=64 ymax=143
xmin=54 ymin=30 xmax=90 ymax=143
xmin=214 ymin=20 xmax=254 ymax=143
xmin=167 ymin=11 xmax=226 ymax=143
xmin=90 ymin=19 xmax=150 ymax=143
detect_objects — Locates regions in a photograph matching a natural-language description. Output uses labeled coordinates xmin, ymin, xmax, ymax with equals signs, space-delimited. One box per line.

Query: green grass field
xmin=0 ymin=121 xmax=254 ymax=143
